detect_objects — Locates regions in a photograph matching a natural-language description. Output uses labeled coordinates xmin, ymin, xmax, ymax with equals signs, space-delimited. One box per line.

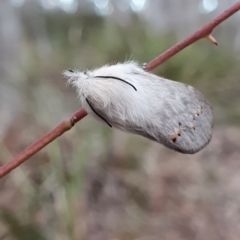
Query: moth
xmin=63 ymin=61 xmax=213 ymax=154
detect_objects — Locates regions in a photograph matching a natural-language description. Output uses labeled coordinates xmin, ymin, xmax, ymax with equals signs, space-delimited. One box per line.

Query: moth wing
xmin=151 ymin=82 xmax=213 ymax=154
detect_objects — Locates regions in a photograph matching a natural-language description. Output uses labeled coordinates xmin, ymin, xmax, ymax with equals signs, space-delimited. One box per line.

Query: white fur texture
xmin=63 ymin=61 xmax=213 ymax=154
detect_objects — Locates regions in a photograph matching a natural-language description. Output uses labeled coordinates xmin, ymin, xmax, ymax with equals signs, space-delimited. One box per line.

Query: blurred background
xmin=1 ymin=0 xmax=240 ymax=239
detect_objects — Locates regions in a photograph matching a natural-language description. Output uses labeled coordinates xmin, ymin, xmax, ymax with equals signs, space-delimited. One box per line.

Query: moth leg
xmin=141 ymin=63 xmax=147 ymax=69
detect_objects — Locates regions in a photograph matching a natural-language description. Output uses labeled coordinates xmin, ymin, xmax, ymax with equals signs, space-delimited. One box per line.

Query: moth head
xmin=63 ymin=69 xmax=94 ymax=97
xmin=63 ymin=69 xmax=89 ymax=84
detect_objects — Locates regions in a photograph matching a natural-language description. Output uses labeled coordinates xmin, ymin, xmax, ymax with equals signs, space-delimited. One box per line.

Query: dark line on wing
xmin=94 ymin=76 xmax=137 ymax=91
xmin=85 ymin=98 xmax=112 ymax=128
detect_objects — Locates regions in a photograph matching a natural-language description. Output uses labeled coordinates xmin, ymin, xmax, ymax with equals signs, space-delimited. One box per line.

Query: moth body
xmin=64 ymin=61 xmax=213 ymax=154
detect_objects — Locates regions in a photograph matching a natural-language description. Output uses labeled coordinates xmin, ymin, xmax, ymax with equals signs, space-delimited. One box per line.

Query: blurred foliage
xmin=0 ymin=208 xmax=44 ymax=240
xmin=1 ymin=4 xmax=240 ymax=240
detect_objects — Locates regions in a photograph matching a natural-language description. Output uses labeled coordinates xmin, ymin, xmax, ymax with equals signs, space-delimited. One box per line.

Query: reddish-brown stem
xmin=0 ymin=109 xmax=87 ymax=178
xmin=0 ymin=1 xmax=240 ymax=178
xmin=144 ymin=1 xmax=240 ymax=71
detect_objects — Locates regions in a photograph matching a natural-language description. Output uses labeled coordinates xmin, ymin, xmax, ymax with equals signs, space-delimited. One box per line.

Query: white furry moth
xmin=63 ymin=61 xmax=212 ymax=154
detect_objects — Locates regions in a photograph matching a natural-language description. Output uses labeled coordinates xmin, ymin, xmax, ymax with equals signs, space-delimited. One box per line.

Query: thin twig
xmin=1 ymin=1 xmax=240 ymax=178
xmin=0 ymin=109 xmax=87 ymax=178
xmin=144 ymin=1 xmax=240 ymax=71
